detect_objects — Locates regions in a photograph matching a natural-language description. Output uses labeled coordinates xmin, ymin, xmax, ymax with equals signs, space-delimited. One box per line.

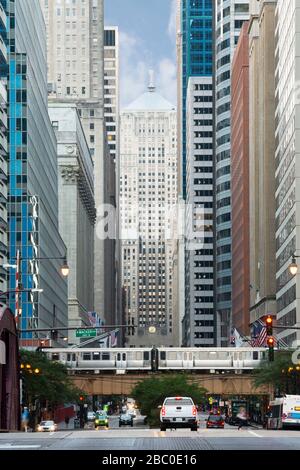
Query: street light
xmin=60 ymin=257 xmax=69 ymax=277
xmin=289 ymin=256 xmax=298 ymax=276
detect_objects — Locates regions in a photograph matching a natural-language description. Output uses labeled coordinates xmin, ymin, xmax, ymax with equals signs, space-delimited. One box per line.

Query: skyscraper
xmin=181 ymin=0 xmax=213 ymax=198
xmin=214 ymin=0 xmax=249 ymax=346
xmin=120 ymin=82 xmax=179 ymax=347
xmin=248 ymin=0 xmax=277 ymax=335
xmin=7 ymin=0 xmax=68 ymax=344
xmin=41 ymin=0 xmax=117 ymax=325
xmin=275 ymin=0 xmax=300 ymax=346
xmin=231 ymin=22 xmax=250 ymax=336
xmin=0 ymin=0 xmax=8 ymax=304
xmin=179 ymin=0 xmax=215 ymax=346
xmin=48 ymin=103 xmax=96 ymax=345
xmin=184 ymin=76 xmax=214 ymax=346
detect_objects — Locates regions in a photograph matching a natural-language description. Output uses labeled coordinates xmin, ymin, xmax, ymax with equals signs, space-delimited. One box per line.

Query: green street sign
xmin=76 ymin=328 xmax=97 ymax=338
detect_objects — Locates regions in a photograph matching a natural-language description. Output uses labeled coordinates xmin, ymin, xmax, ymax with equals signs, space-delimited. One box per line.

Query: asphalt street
xmin=1 ymin=414 xmax=300 ymax=450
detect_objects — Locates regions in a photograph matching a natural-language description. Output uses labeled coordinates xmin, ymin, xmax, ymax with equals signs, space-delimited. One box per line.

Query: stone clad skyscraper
xmin=120 ymin=83 xmax=179 ymax=347
xmin=41 ymin=0 xmax=117 ymax=325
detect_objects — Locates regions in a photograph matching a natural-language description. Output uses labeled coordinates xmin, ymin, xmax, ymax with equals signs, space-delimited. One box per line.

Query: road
xmin=1 ymin=414 xmax=300 ymax=450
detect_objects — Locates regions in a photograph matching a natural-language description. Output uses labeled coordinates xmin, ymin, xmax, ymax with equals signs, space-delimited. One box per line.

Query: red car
xmin=206 ymin=414 xmax=225 ymax=429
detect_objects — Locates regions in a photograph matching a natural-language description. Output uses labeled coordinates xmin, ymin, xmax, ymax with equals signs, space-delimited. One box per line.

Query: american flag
xmin=251 ymin=321 xmax=267 ymax=347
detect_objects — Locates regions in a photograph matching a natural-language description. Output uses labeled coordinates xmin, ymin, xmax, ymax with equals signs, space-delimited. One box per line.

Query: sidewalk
xmin=57 ymin=417 xmax=75 ymax=431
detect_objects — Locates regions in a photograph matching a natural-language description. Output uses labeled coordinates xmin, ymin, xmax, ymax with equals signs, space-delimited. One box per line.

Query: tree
xmin=253 ymin=350 xmax=300 ymax=395
xmin=20 ymin=349 xmax=83 ymax=410
xmin=130 ymin=374 xmax=207 ymax=426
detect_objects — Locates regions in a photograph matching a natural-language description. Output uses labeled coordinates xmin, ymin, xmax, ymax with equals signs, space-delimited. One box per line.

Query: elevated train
xmin=41 ymin=347 xmax=267 ymax=373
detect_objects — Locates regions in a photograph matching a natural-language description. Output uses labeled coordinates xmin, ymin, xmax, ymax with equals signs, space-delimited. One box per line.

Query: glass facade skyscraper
xmin=7 ymin=0 xmax=67 ymax=344
xmin=181 ymin=0 xmax=213 ymax=197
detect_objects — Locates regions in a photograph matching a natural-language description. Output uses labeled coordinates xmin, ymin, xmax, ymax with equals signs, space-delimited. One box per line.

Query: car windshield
xmin=41 ymin=421 xmax=54 ymax=425
xmin=208 ymin=415 xmax=223 ymax=422
xmin=96 ymin=412 xmax=107 ymax=418
xmin=121 ymin=414 xmax=131 ymax=418
xmin=165 ymin=398 xmax=193 ymax=406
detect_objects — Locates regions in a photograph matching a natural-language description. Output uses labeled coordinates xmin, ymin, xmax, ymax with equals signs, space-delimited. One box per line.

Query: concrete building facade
xmin=215 ymin=0 xmax=249 ymax=346
xmin=48 ymin=104 xmax=96 ymax=345
xmin=120 ymin=84 xmax=179 ymax=347
xmin=275 ymin=0 xmax=300 ymax=346
xmin=40 ymin=0 xmax=117 ymax=325
xmin=248 ymin=0 xmax=277 ymax=332
xmin=7 ymin=0 xmax=68 ymax=344
xmin=184 ymin=76 xmax=214 ymax=346
xmin=231 ymin=22 xmax=250 ymax=336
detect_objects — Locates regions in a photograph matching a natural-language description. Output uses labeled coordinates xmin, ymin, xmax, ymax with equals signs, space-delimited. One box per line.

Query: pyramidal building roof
xmin=125 ymin=78 xmax=175 ymax=111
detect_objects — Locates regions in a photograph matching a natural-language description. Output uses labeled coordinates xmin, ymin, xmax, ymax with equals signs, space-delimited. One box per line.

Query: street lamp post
xmin=289 ymin=254 xmax=300 ymax=276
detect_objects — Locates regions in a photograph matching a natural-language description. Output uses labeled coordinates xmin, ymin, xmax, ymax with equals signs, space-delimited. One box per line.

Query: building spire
xmin=148 ymin=69 xmax=155 ymax=92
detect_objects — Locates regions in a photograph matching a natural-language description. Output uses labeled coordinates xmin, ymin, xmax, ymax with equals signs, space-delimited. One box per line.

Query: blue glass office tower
xmin=180 ymin=0 xmax=214 ymax=346
xmin=0 ymin=0 xmax=8 ymax=301
xmin=6 ymin=0 xmax=67 ymax=344
xmin=181 ymin=0 xmax=213 ymax=197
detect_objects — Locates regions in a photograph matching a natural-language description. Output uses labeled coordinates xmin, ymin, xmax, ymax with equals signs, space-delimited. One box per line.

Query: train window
xmin=143 ymin=351 xmax=150 ymax=361
xmin=160 ymin=351 xmax=166 ymax=360
xmin=52 ymin=353 xmax=59 ymax=361
xmin=67 ymin=354 xmax=71 ymax=361
xmin=102 ymin=353 xmax=110 ymax=360
xmin=82 ymin=353 xmax=91 ymax=360
xmin=72 ymin=354 xmax=76 ymax=361
xmin=122 ymin=353 xmax=126 ymax=361
xmin=253 ymin=351 xmax=258 ymax=360
xmin=93 ymin=352 xmax=100 ymax=360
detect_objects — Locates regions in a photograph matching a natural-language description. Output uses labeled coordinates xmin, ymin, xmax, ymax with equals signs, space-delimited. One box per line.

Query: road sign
xmin=76 ymin=328 xmax=97 ymax=338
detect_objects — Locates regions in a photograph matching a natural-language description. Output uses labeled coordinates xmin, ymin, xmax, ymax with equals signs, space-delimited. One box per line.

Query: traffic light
xmin=50 ymin=329 xmax=58 ymax=340
xmin=266 ymin=315 xmax=273 ymax=336
xmin=267 ymin=337 xmax=274 ymax=362
xmin=79 ymin=395 xmax=84 ymax=402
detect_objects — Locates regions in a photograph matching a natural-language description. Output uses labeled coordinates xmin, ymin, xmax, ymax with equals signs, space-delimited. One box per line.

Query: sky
xmin=105 ymin=0 xmax=177 ymax=107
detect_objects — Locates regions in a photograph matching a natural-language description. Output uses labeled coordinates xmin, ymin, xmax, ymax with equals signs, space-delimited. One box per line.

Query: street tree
xmin=20 ymin=349 xmax=83 ymax=411
xmin=130 ymin=374 xmax=207 ymax=426
xmin=253 ymin=350 xmax=300 ymax=395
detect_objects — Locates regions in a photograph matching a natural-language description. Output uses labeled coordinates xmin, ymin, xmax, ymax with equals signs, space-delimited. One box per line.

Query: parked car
xmin=37 ymin=420 xmax=57 ymax=432
xmin=159 ymin=396 xmax=198 ymax=431
xmin=206 ymin=414 xmax=225 ymax=429
xmin=119 ymin=413 xmax=133 ymax=427
xmin=95 ymin=411 xmax=109 ymax=429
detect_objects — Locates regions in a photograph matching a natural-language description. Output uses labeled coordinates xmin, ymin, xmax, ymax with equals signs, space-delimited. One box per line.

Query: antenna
xmin=148 ymin=69 xmax=155 ymax=92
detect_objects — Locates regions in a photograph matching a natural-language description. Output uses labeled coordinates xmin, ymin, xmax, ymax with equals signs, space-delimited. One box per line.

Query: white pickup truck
xmin=159 ymin=396 xmax=198 ymax=431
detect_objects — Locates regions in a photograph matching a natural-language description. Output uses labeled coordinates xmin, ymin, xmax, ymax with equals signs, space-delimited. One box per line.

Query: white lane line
xmin=248 ymin=430 xmax=262 ymax=438
xmin=0 ymin=444 xmax=41 ymax=449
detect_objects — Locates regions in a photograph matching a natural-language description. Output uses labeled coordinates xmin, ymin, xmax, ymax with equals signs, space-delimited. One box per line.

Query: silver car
xmin=119 ymin=413 xmax=133 ymax=427
xmin=37 ymin=420 xmax=57 ymax=432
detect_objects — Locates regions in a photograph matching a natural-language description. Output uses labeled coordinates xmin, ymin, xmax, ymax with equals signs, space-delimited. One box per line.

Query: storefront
xmin=0 ymin=307 xmax=20 ymax=431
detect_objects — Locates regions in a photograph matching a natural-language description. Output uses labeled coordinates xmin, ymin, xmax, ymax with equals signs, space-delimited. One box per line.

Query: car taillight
xmin=192 ymin=406 xmax=197 ymax=416
xmin=161 ymin=406 xmax=166 ymax=417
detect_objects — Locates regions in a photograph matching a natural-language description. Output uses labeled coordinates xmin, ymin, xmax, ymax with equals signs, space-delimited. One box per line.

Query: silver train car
xmin=42 ymin=348 xmax=153 ymax=371
xmin=156 ymin=347 xmax=267 ymax=370
xmin=42 ymin=347 xmax=267 ymax=372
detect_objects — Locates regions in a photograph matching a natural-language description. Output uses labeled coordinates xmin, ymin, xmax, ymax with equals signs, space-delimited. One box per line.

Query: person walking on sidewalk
xmin=64 ymin=416 xmax=70 ymax=428
xmin=237 ymin=407 xmax=248 ymax=430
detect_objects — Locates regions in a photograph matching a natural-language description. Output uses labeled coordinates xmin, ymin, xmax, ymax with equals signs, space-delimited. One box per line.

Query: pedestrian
xmin=64 ymin=415 xmax=70 ymax=428
xmin=237 ymin=407 xmax=248 ymax=430
xmin=21 ymin=407 xmax=29 ymax=432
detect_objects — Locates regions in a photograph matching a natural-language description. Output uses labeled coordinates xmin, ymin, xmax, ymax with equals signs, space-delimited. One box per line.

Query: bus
xmin=267 ymin=395 xmax=300 ymax=429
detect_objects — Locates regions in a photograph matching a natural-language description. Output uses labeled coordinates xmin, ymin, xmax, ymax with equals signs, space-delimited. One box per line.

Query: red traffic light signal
xmin=266 ymin=315 xmax=273 ymax=336
xmin=79 ymin=395 xmax=84 ymax=402
xmin=267 ymin=337 xmax=274 ymax=347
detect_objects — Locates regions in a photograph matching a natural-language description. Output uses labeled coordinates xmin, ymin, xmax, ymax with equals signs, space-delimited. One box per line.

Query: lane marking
xmin=0 ymin=444 xmax=41 ymax=449
xmin=248 ymin=430 xmax=262 ymax=438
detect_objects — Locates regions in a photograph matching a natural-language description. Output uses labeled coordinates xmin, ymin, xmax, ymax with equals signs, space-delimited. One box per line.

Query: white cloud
xmin=157 ymin=58 xmax=177 ymax=106
xmin=168 ymin=0 xmax=177 ymax=41
xmin=119 ymin=28 xmax=177 ymax=108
